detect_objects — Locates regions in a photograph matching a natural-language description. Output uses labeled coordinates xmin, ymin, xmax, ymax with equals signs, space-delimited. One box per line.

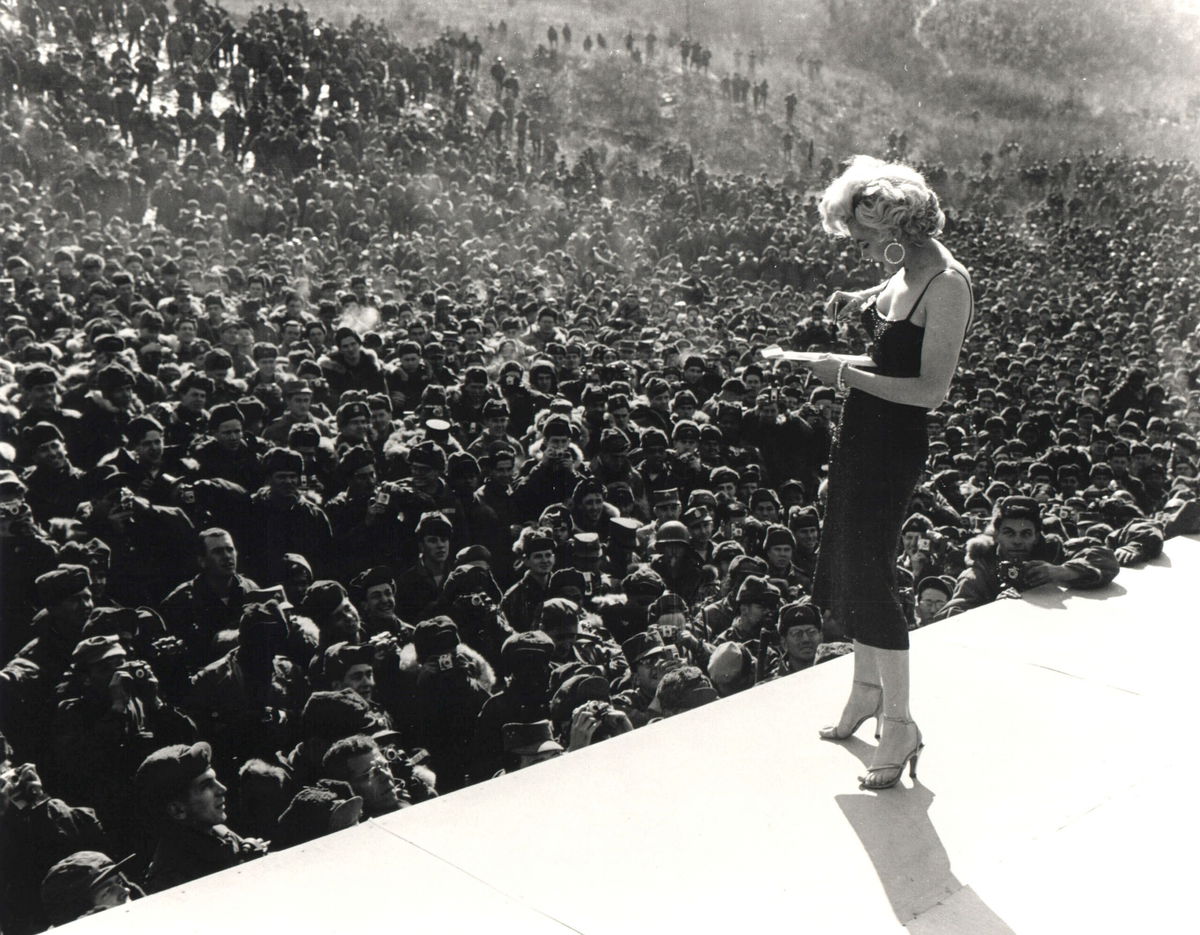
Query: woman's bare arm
xmin=840 ymin=273 xmax=971 ymax=409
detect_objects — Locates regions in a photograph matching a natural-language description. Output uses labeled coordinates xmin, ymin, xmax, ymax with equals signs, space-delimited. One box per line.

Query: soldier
xmin=135 ymin=742 xmax=267 ymax=894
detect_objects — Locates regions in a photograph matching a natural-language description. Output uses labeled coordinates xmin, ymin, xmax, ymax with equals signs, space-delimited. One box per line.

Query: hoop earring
xmin=884 ymin=241 xmax=906 ymax=265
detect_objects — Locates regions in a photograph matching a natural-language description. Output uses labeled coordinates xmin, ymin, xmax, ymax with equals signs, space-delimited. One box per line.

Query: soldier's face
xmin=35 ymin=439 xmax=68 ymax=471
xmin=177 ymin=768 xmax=227 ymax=827
xmin=27 ymin=382 xmax=57 ymax=409
xmin=995 ymin=518 xmax=1037 ymax=562
xmin=344 ymin=749 xmax=400 ymax=816
xmin=527 ymin=549 xmax=555 ymax=575
xmin=338 ymin=664 xmax=375 ymax=702
xmin=270 ymin=470 xmax=301 ymax=499
xmin=422 ymin=535 xmax=450 ymax=565
xmin=365 ymin=584 xmax=395 ymax=619
xmin=580 ymin=493 xmax=604 ymax=521
xmin=785 ymin=624 xmax=821 ymax=664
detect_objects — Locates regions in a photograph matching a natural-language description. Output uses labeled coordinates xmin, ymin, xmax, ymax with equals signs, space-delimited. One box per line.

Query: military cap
xmin=70 ymin=634 xmax=127 ymax=668
xmin=134 ymin=741 xmax=214 ymax=812
xmin=542 ymin=414 xmax=573 ymax=439
xmin=251 ymin=342 xmax=279 ymax=361
xmin=650 ymin=487 xmax=681 ymax=505
xmin=621 ymin=629 xmax=670 ymax=666
xmin=502 ymin=720 xmax=563 ymax=756
xmin=282 ymin=377 xmax=313 ymax=397
xmin=288 ymin=422 xmax=320 ymax=448
xmin=454 ymin=544 xmax=492 ymax=566
xmin=710 ymin=466 xmax=739 ymax=486
xmin=208 ymin=402 xmax=244 ymax=429
xmin=349 ymin=566 xmax=395 ymax=603
xmin=80 ymin=606 xmax=148 ymax=640
xmin=749 ymin=487 xmax=780 ymax=509
xmin=338 ymin=445 xmax=374 ymax=475
xmin=548 ymin=568 xmax=587 ymax=597
xmin=36 ymin=565 xmax=92 ymax=606
xmin=442 ymin=564 xmax=501 ymax=604
xmin=608 ymin=516 xmax=642 ymax=550
xmin=482 ymin=398 xmax=510 ymax=417
xmin=521 ymin=528 xmax=556 ymax=556
xmin=735 ymin=575 xmax=781 ymax=607
xmin=323 ymin=642 xmax=375 ymax=684
xmin=262 ymin=447 xmax=304 ymax=475
xmin=654 ymin=520 xmax=689 ymax=545
xmin=707 ymin=641 xmax=752 ymax=687
xmin=777 ymin=598 xmax=822 ymax=636
xmin=412 ymin=617 xmax=460 ymax=665
xmin=408 ymin=439 xmax=447 ymax=471
xmin=640 ymin=427 xmax=669 ymax=450
xmin=203 ymin=349 xmax=233 ymax=371
xmin=915 ymin=576 xmax=955 ymax=601
xmin=96 ymin=363 xmax=135 ymax=394
xmin=22 ymin=420 xmax=64 ymax=453
xmin=648 ymin=592 xmax=689 ymax=619
xmin=995 ymin=496 xmax=1043 ymax=526
xmin=300 ymin=689 xmax=375 ymax=741
xmin=93 ymin=334 xmax=126 ymax=355
xmin=540 ymin=597 xmax=582 ymax=633
xmin=275 ymin=782 xmax=363 ymax=850
xmin=672 ymin=419 xmax=701 ymax=440
xmin=700 ymin=424 xmax=724 ymax=443
xmin=622 ymin=565 xmax=666 ymax=597
xmin=41 ymin=852 xmax=137 ymax=927
xmin=336 ymin=400 xmax=370 ymax=426
xmin=572 ymin=477 xmax=606 ymax=501
xmin=963 ymin=492 xmax=992 ymax=514
xmin=415 ymin=511 xmax=453 ymax=539
xmin=21 ymin=363 xmax=58 ymax=389
xmin=655 ymin=665 xmax=720 ymax=713
xmin=549 ymin=672 xmax=611 ymax=724
xmin=764 ymin=525 xmax=796 ymax=550
xmin=571 ymin=531 xmax=602 ymax=556
xmin=599 ymin=428 xmax=630 ymax=454
xmin=682 ymin=506 xmax=711 ymax=527
xmin=447 ymin=451 xmax=480 ymax=479
xmin=501 ymin=630 xmax=555 ymax=669
xmin=58 ymin=537 xmax=111 ymax=570
xmin=123 ymin=415 xmax=162 ymax=445
xmin=788 ymin=505 xmax=820 ymax=529
xmin=712 ymin=540 xmax=746 ymax=564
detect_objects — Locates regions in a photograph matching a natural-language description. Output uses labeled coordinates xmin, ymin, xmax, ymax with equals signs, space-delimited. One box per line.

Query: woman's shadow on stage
xmin=836 ymin=742 xmax=1016 ymax=933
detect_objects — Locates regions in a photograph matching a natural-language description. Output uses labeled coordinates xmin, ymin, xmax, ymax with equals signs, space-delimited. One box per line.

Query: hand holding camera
xmin=0 ymin=763 xmax=49 ymax=813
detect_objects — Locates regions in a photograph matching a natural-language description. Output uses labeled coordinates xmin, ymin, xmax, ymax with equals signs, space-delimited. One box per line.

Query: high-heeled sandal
xmin=818 ymin=680 xmax=882 ymax=741
xmin=857 ymin=716 xmax=923 ymax=790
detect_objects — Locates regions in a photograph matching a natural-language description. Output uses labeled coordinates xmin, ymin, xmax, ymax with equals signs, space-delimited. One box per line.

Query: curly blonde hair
xmin=818 ymin=155 xmax=945 ymax=243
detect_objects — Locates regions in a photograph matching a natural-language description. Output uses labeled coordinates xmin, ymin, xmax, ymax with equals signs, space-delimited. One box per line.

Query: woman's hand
xmin=793 ymin=353 xmax=841 ymax=387
xmin=824 ymin=290 xmax=862 ymax=324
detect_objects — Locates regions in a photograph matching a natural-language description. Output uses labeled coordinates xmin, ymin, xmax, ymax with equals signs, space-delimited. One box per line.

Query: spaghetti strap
xmin=903 ymin=268 xmax=975 ymax=335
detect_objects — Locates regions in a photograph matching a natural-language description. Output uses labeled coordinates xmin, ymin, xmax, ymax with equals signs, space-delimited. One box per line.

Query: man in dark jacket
xmin=319 ymin=327 xmax=387 ymax=401
xmin=242 ymin=448 xmax=332 ymax=585
xmin=160 ymin=528 xmax=262 ymax=666
xmin=134 ymin=741 xmax=267 ymax=894
xmin=936 ymin=496 xmax=1120 ymax=619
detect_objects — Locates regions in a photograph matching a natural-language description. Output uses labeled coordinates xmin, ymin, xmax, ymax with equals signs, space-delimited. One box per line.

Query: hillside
xmin=225 ymin=0 xmax=1200 ymax=175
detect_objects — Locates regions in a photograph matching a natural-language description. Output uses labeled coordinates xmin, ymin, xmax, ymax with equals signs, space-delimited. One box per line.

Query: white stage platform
xmin=67 ymin=537 xmax=1199 ymax=935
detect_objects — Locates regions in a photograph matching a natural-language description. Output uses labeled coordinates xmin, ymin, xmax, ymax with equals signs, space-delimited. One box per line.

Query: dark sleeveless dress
xmin=812 ymin=269 xmax=972 ymax=651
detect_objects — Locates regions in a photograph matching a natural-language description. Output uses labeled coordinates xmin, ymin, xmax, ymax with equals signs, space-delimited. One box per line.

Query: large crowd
xmin=1 ymin=0 xmax=1199 ymax=930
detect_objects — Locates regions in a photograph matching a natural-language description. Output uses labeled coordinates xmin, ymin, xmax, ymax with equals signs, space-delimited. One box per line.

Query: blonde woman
xmin=793 ymin=156 xmax=973 ymax=790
